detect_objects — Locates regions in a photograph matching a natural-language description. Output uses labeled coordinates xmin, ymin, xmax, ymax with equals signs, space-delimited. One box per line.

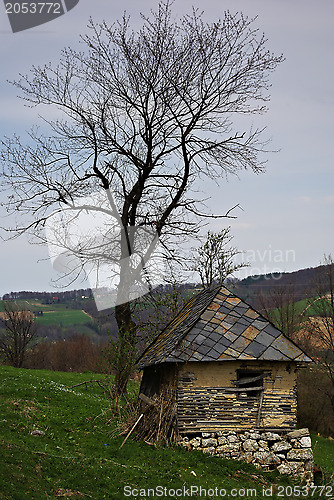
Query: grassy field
xmin=0 ymin=300 xmax=70 ymax=312
xmin=0 ymin=366 xmax=333 ymax=500
xmin=0 ymin=300 xmax=92 ymax=328
xmin=33 ymin=309 xmax=92 ymax=327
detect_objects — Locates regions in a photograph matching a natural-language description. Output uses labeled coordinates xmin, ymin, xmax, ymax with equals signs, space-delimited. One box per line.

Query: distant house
xmin=33 ymin=310 xmax=43 ymax=317
xmin=137 ymin=284 xmax=312 ymax=434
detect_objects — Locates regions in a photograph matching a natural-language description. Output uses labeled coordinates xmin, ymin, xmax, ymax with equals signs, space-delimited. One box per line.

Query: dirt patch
xmin=81 ymin=310 xmax=93 ymax=319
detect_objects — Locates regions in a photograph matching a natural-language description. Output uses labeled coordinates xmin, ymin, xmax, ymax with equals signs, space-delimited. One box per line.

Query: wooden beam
xmin=139 ymin=393 xmax=158 ymax=407
xmin=224 ymin=386 xmax=264 ymax=393
xmin=235 ymin=374 xmax=264 ymax=386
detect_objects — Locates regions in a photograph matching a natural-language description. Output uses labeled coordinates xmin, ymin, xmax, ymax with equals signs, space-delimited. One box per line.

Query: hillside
xmin=234 ymin=263 xmax=334 ymax=311
xmin=1 ymin=366 xmax=333 ymax=499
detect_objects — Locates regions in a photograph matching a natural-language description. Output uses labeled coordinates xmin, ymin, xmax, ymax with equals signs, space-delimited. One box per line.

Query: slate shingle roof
xmin=137 ymin=284 xmax=312 ymax=368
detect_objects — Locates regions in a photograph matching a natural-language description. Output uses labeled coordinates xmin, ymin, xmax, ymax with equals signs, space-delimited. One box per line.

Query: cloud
xmin=297 ymin=195 xmax=334 ymax=205
xmin=298 ymin=196 xmax=313 ymax=204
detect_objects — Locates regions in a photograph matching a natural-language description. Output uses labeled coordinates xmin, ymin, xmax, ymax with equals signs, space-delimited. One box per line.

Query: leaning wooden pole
xmin=119 ymin=413 xmax=144 ymax=449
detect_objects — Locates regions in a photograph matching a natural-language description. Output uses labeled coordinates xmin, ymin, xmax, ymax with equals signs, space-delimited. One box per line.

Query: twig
xmin=157 ymin=403 xmax=163 ymax=441
xmin=70 ymin=380 xmax=106 ymax=390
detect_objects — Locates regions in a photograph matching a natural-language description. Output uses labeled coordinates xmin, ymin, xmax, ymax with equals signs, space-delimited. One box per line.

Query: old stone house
xmin=137 ymin=284 xmax=313 ymax=480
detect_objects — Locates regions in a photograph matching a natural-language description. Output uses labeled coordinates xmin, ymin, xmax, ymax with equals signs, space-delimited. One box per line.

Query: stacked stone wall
xmin=179 ymin=428 xmax=313 ymax=483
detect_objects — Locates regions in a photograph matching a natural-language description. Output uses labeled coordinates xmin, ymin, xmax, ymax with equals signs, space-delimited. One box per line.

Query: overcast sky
xmin=0 ymin=0 xmax=333 ymax=296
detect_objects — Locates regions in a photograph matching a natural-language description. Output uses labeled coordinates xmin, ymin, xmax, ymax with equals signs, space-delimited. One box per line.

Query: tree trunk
xmin=114 ymin=301 xmax=137 ymax=395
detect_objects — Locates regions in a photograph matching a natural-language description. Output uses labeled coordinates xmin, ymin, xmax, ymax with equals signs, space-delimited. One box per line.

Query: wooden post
xmin=256 ymin=391 xmax=264 ymax=428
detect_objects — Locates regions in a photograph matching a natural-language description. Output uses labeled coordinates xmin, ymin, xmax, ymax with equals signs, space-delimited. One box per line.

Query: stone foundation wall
xmin=179 ymin=428 xmax=313 ymax=483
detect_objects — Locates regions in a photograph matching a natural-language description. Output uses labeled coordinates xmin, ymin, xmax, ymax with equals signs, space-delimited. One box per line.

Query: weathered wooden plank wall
xmin=176 ymin=361 xmax=297 ymax=433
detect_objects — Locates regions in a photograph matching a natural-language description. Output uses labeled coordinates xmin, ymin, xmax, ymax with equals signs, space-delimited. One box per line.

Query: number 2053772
xmin=5 ymin=3 xmax=62 ymax=14
xmin=277 ymin=485 xmax=333 ymax=497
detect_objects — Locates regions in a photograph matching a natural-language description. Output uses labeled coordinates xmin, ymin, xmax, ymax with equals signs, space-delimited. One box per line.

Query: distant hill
xmin=234 ymin=263 xmax=334 ymax=311
xmin=1 ymin=288 xmax=93 ymax=302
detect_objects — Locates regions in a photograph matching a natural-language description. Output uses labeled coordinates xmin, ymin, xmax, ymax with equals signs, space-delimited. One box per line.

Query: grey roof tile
xmin=195 ymin=344 xmax=213 ymax=356
xmin=193 ymin=333 xmax=207 ymax=344
xmin=223 ymin=315 xmax=240 ymax=325
xmin=199 ymin=347 xmax=222 ymax=359
xmin=229 ymin=322 xmax=248 ymax=336
xmin=259 ymin=346 xmax=287 ymax=361
xmin=270 ymin=335 xmax=306 ymax=360
xmin=214 ymin=336 xmax=232 ymax=349
xmin=224 ymin=331 xmax=239 ymax=343
xmin=254 ymin=330 xmax=275 ymax=347
xmin=218 ymin=305 xmax=232 ymax=315
xmin=236 ymin=317 xmax=251 ymax=327
xmin=186 ymin=327 xmax=204 ymax=339
xmin=243 ymin=340 xmax=267 ymax=358
xmin=186 ymin=333 xmax=200 ymax=342
xmin=228 ymin=309 xmax=242 ymax=318
xmin=209 ymin=331 xmax=226 ymax=343
xmin=204 ymin=337 xmax=218 ymax=348
xmin=188 ymin=341 xmax=202 ymax=351
xmin=263 ymin=324 xmax=282 ymax=338
xmin=229 ymin=336 xmax=252 ymax=353
xmin=200 ymin=310 xmax=216 ymax=321
xmin=201 ymin=354 xmax=218 ymax=361
xmin=252 ymin=319 xmax=270 ymax=330
xmin=234 ymin=302 xmax=248 ymax=310
xmin=202 ymin=324 xmax=215 ymax=332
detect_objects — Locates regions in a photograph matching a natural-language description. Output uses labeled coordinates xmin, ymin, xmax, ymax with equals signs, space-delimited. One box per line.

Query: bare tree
xmin=191 ymin=227 xmax=249 ymax=288
xmin=0 ymin=302 xmax=38 ymax=368
xmin=304 ymin=255 xmax=334 ymax=414
xmin=137 ymin=283 xmax=189 ymax=348
xmin=257 ymin=282 xmax=305 ymax=340
xmin=0 ymin=3 xmax=283 ymax=393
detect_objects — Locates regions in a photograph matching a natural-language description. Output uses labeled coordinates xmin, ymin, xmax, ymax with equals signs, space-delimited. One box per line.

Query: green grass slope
xmin=0 ymin=300 xmax=93 ymax=328
xmin=0 ymin=366 xmax=332 ymax=499
xmin=34 ymin=309 xmax=92 ymax=327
